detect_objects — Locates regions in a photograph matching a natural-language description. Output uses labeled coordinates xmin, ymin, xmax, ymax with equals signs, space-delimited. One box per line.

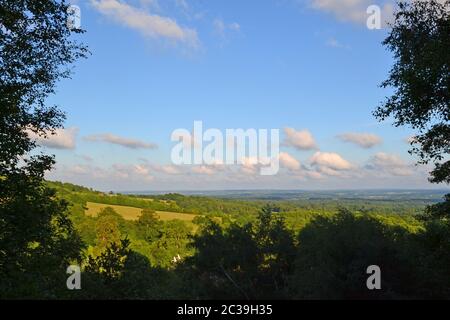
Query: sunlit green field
xmin=85 ymin=201 xmax=197 ymax=222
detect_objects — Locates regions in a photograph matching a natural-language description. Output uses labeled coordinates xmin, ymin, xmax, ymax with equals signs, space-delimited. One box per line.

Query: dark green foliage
xmin=188 ymin=205 xmax=296 ymax=299
xmin=290 ymin=210 xmax=415 ymax=299
xmin=147 ymin=220 xmax=192 ymax=268
xmin=0 ymin=176 xmax=84 ymax=298
xmin=413 ymin=220 xmax=450 ymax=298
xmin=188 ymin=219 xmax=258 ymax=299
xmin=85 ymin=239 xmax=130 ymax=282
xmin=0 ymin=0 xmax=87 ymax=298
xmin=82 ymin=239 xmax=133 ymax=299
xmin=423 ymin=194 xmax=450 ymax=220
xmin=95 ymin=209 xmax=122 ymax=252
xmin=187 ymin=207 xmax=450 ymax=300
xmin=289 ymin=210 xmax=450 ymax=299
xmin=137 ymin=209 xmax=161 ymax=243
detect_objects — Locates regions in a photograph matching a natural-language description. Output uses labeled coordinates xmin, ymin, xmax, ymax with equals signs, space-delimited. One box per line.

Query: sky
xmin=39 ymin=0 xmax=448 ymax=191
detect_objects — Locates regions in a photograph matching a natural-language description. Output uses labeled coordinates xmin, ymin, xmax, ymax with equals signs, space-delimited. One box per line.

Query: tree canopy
xmin=0 ymin=0 xmax=87 ymax=298
xmin=374 ymin=0 xmax=450 ymax=219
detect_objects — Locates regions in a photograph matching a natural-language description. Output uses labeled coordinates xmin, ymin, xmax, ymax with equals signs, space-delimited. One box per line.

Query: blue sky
xmin=40 ymin=0 xmax=446 ymax=191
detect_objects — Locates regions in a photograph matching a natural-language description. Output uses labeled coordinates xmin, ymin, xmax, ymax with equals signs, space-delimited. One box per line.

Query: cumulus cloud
xmin=236 ymin=156 xmax=278 ymax=176
xmin=283 ymin=128 xmax=317 ymax=150
xmin=192 ymin=165 xmax=216 ymax=175
xmin=112 ymin=163 xmax=155 ymax=181
xmin=365 ymin=152 xmax=413 ymax=176
xmin=279 ymin=152 xmax=301 ymax=171
xmin=159 ymin=165 xmax=181 ymax=175
xmin=237 ymin=157 xmax=256 ymax=175
xmin=132 ymin=164 xmax=151 ymax=176
xmin=84 ymin=133 xmax=157 ymax=149
xmin=47 ymin=162 xmax=158 ymax=191
xmin=337 ymin=132 xmax=382 ymax=148
xmin=308 ymin=0 xmax=394 ymax=26
xmin=303 ymin=170 xmax=324 ymax=180
xmin=28 ymin=127 xmax=78 ymax=150
xmin=90 ymin=0 xmax=199 ymax=47
xmin=190 ymin=160 xmax=228 ymax=175
xmin=310 ymin=151 xmax=352 ymax=170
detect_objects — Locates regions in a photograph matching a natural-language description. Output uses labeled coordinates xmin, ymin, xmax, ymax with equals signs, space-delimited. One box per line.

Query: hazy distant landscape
xmin=129 ymin=189 xmax=449 ymax=202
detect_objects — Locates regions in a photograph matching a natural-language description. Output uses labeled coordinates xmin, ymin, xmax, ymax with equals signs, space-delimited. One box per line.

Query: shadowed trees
xmin=188 ymin=204 xmax=296 ymax=299
xmin=289 ymin=210 xmax=450 ymax=299
xmin=0 ymin=0 xmax=87 ymax=298
xmin=290 ymin=210 xmax=417 ymax=299
xmin=186 ymin=207 xmax=450 ymax=300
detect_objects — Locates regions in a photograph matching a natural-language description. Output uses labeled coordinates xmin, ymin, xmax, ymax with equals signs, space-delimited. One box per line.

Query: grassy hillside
xmin=85 ymin=202 xmax=197 ymax=222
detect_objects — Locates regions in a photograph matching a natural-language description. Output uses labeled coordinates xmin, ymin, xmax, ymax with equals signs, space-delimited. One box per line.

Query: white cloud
xmin=308 ymin=0 xmax=394 ymax=26
xmin=310 ymin=151 xmax=352 ymax=170
xmin=112 ymin=163 xmax=154 ymax=181
xmin=140 ymin=163 xmax=183 ymax=175
xmin=28 ymin=127 xmax=78 ymax=150
xmin=192 ymin=165 xmax=216 ymax=175
xmin=236 ymin=156 xmax=278 ymax=176
xmin=91 ymin=0 xmax=199 ymax=47
xmin=279 ymin=152 xmax=301 ymax=171
xmin=84 ymin=133 xmax=157 ymax=149
xmin=283 ymin=127 xmax=317 ymax=150
xmin=133 ymin=164 xmax=151 ymax=176
xmin=159 ymin=165 xmax=180 ymax=175
xmin=366 ymin=152 xmax=413 ymax=176
xmin=369 ymin=152 xmax=405 ymax=167
xmin=337 ymin=132 xmax=382 ymax=148
xmin=47 ymin=155 xmax=432 ymax=191
xmin=238 ymin=157 xmax=260 ymax=175
xmin=303 ymin=170 xmax=324 ymax=180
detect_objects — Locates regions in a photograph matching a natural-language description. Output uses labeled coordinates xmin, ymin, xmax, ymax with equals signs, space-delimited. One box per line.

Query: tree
xmin=374 ymin=0 xmax=450 ymax=219
xmin=253 ymin=204 xmax=295 ymax=299
xmin=95 ymin=213 xmax=122 ymax=253
xmin=0 ymin=0 xmax=87 ymax=298
xmin=85 ymin=238 xmax=130 ymax=280
xmin=188 ymin=205 xmax=295 ymax=299
xmin=189 ymin=218 xmax=258 ymax=299
xmin=83 ymin=238 xmax=131 ymax=298
xmin=137 ymin=208 xmax=161 ymax=242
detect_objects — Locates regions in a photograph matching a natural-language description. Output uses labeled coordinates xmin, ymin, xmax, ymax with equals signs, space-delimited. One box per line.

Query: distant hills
xmin=123 ymin=189 xmax=449 ymax=202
